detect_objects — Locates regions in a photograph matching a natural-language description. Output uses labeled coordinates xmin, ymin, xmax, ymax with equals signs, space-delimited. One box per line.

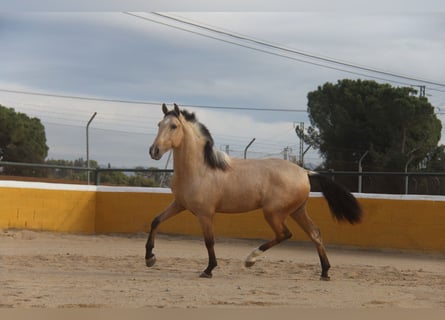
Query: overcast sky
xmin=1 ymin=9 xmax=444 ymax=169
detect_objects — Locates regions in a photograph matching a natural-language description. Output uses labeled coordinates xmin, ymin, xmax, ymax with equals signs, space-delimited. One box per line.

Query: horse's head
xmin=149 ymin=103 xmax=184 ymax=160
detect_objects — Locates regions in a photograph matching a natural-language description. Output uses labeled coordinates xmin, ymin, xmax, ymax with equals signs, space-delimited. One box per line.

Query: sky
xmin=1 ymin=7 xmax=445 ymax=169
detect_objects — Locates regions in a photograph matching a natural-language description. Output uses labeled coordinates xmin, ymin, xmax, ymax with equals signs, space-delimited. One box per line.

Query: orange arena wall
xmin=1 ymin=181 xmax=444 ymax=252
xmin=0 ymin=181 xmax=96 ymax=233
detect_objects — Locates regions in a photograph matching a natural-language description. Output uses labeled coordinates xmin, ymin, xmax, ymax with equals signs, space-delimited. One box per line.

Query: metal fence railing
xmin=0 ymin=161 xmax=173 ymax=187
xmin=316 ymin=169 xmax=445 ymax=195
xmin=1 ymin=161 xmax=444 ymax=195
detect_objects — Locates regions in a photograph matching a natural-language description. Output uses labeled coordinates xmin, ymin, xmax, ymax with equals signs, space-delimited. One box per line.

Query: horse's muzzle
xmin=149 ymin=145 xmax=161 ymax=160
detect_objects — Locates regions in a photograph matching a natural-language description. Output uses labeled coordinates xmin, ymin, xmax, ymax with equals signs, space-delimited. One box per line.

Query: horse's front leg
xmin=197 ymin=214 xmax=217 ymax=278
xmin=145 ymin=200 xmax=184 ymax=268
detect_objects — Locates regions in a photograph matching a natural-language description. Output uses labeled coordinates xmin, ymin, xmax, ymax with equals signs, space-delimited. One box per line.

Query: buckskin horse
xmin=146 ymin=103 xmax=362 ymax=280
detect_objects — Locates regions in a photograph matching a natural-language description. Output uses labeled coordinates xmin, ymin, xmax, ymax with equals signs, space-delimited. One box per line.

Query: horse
xmin=146 ymin=103 xmax=363 ymax=280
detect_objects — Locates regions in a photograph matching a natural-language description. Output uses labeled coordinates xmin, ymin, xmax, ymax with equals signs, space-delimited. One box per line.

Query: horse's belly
xmin=215 ymin=194 xmax=262 ymax=213
xmin=216 ymin=204 xmax=261 ymax=214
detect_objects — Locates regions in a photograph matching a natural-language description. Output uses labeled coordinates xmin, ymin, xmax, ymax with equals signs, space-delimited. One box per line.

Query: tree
xmin=295 ymin=124 xmax=320 ymax=166
xmin=0 ymin=104 xmax=49 ymax=176
xmin=307 ymin=79 xmax=442 ymax=170
xmin=45 ymin=158 xmax=93 ymax=181
xmin=414 ymin=146 xmax=445 ymax=194
xmin=424 ymin=145 xmax=445 ymax=172
xmin=128 ymin=166 xmax=171 ymax=187
xmin=99 ymin=170 xmax=129 ymax=185
xmin=307 ymin=79 xmax=443 ymax=193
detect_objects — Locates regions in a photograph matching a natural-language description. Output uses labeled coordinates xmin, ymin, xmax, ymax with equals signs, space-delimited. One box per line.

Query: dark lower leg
xmin=317 ymin=246 xmax=331 ymax=280
xmin=258 ymin=227 xmax=292 ymax=251
xmin=145 ymin=201 xmax=184 ymax=268
xmin=145 ymin=216 xmax=161 ymax=267
xmin=291 ymin=210 xmax=331 ymax=280
xmin=245 ymin=224 xmax=292 ymax=267
xmin=200 ymin=237 xmax=217 ymax=278
xmin=198 ymin=215 xmax=217 ymax=278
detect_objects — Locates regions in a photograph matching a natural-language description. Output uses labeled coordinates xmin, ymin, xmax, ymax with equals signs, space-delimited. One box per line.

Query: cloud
xmin=1 ymin=12 xmax=444 ymax=168
xmin=4 ymin=0 xmax=445 ymax=12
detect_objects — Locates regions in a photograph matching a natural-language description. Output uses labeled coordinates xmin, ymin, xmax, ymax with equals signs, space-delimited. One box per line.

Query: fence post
xmin=404 ymin=156 xmax=415 ymax=194
xmin=328 ymin=168 xmax=335 ymax=181
xmin=244 ymin=138 xmax=256 ymax=159
xmin=358 ymin=150 xmax=369 ymax=193
xmin=86 ymin=112 xmax=97 ymax=185
xmin=94 ymin=168 xmax=100 ymax=186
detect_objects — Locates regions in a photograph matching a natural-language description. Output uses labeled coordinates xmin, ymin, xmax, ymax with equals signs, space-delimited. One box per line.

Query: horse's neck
xmin=172 ymin=129 xmax=206 ymax=180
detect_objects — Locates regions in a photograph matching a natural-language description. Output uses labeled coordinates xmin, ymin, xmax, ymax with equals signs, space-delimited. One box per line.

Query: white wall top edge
xmin=1 ymin=180 xmax=445 ymax=201
xmin=96 ymin=185 xmax=172 ymax=194
xmin=0 ymin=180 xmax=97 ymax=192
xmin=0 ymin=180 xmax=172 ymax=193
xmin=308 ymin=191 xmax=445 ymax=201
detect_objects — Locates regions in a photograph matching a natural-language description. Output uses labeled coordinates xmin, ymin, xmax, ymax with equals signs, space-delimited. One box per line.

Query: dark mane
xmin=169 ymin=108 xmax=229 ymax=171
xmin=164 ymin=109 xmax=197 ymax=122
xmin=180 ymin=109 xmax=197 ymax=122
xmin=198 ymin=122 xmax=228 ymax=171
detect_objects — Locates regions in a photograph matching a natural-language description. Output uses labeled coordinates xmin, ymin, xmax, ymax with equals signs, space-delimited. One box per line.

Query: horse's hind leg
xmin=245 ymin=212 xmax=292 ymax=267
xmin=290 ymin=205 xmax=331 ymax=280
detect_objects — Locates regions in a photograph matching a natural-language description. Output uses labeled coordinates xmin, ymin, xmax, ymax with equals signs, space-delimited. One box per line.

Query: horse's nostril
xmin=150 ymin=145 xmax=160 ymax=159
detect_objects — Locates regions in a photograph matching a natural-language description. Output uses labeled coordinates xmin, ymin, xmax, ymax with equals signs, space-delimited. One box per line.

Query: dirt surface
xmin=0 ymin=229 xmax=444 ymax=308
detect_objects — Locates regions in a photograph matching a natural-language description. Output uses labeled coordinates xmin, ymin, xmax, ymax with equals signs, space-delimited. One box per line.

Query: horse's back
xmin=216 ymin=158 xmax=310 ymax=213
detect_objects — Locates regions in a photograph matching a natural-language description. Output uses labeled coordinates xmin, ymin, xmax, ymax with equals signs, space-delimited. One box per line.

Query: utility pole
xmin=86 ymin=112 xmax=97 ymax=185
xmin=295 ymin=122 xmax=311 ymax=167
xmin=298 ymin=122 xmax=304 ymax=164
xmin=419 ymin=85 xmax=425 ymax=97
xmin=283 ymin=147 xmax=289 ymax=160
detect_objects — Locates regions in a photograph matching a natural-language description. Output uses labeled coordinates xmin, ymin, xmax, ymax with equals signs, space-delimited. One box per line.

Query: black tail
xmin=309 ymin=172 xmax=363 ymax=224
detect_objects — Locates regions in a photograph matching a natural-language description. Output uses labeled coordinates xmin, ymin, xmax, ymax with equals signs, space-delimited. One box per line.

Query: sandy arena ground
xmin=0 ymin=229 xmax=444 ymax=308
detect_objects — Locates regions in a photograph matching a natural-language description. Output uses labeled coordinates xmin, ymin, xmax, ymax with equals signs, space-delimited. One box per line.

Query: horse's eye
xmin=170 ymin=124 xmax=177 ymax=130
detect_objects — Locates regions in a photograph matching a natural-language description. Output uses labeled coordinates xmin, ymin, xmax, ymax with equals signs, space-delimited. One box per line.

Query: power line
xmin=0 ymin=88 xmax=307 ymax=113
xmin=1 ymin=90 xmax=302 ymax=149
xmin=43 ymin=119 xmax=156 ymax=136
xmin=152 ymin=12 xmax=445 ymax=89
xmin=0 ymin=88 xmax=160 ymax=105
xmin=122 ymin=12 xmax=424 ymax=89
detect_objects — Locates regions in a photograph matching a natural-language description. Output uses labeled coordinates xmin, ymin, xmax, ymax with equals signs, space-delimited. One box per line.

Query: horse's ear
xmin=162 ymin=103 xmax=168 ymax=115
xmin=173 ymin=103 xmax=180 ymax=116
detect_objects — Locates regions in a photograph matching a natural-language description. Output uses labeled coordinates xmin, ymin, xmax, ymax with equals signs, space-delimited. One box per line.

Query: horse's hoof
xmin=245 ymin=261 xmax=255 ymax=268
xmin=145 ymin=255 xmax=156 ymax=268
xmin=320 ymin=275 xmax=330 ymax=281
xmin=199 ymin=271 xmax=213 ymax=279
